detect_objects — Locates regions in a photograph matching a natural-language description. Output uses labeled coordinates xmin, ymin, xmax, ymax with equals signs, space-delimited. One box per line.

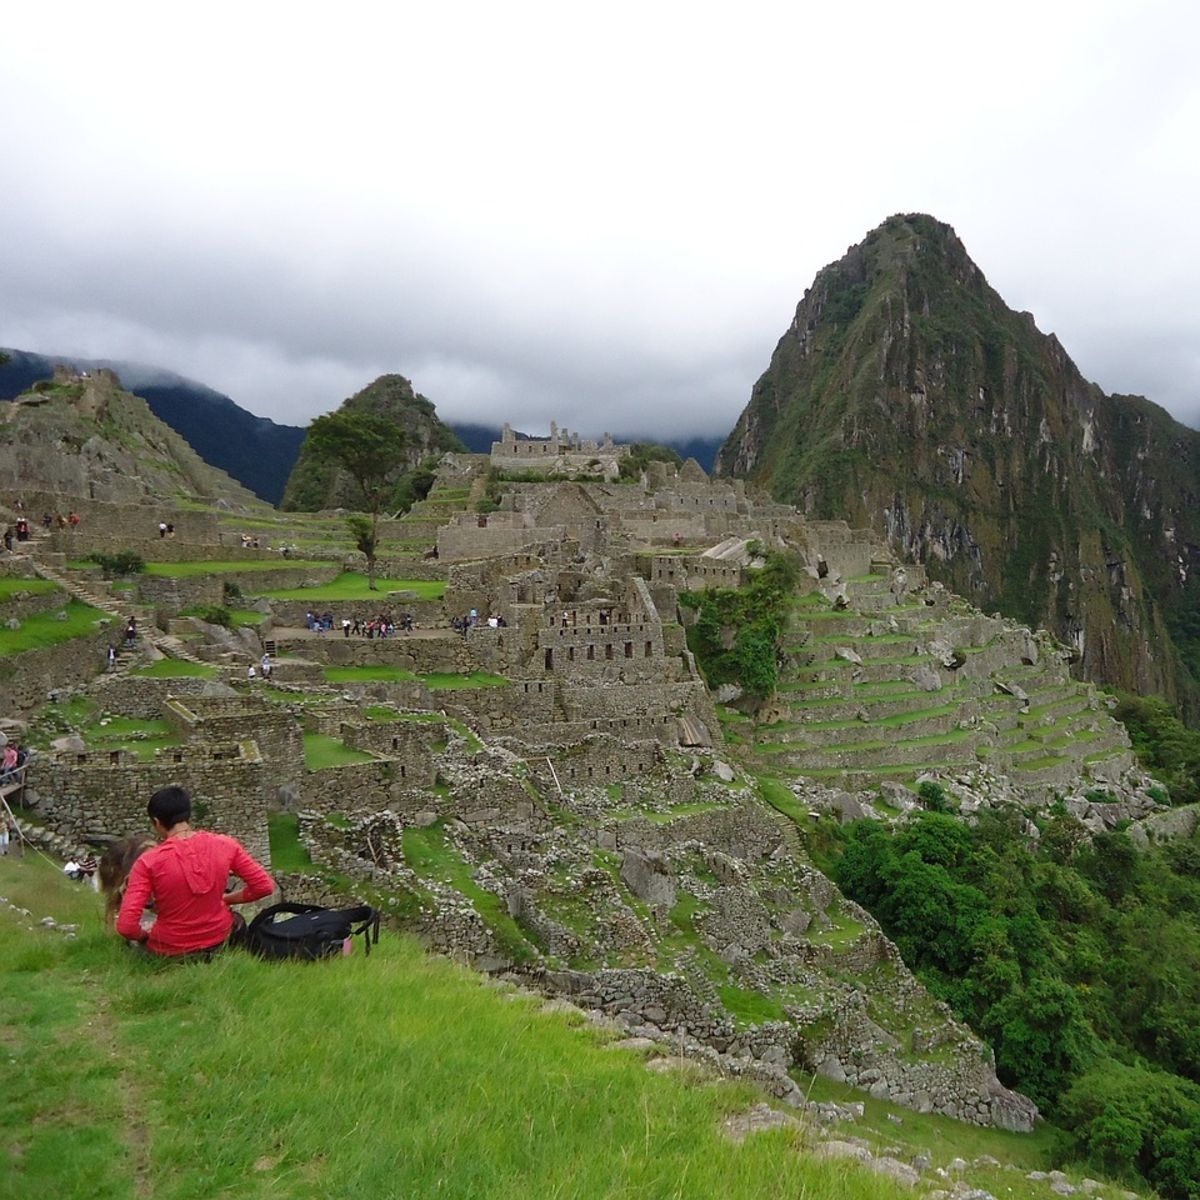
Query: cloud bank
xmin=2 ymin=1 xmax=1198 ymax=435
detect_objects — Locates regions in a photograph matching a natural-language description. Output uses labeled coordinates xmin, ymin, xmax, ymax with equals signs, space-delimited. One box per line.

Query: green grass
xmin=0 ymin=599 xmax=110 ymax=657
xmin=141 ymin=559 xmax=333 ymax=577
xmin=267 ymin=812 xmax=314 ymax=871
xmin=322 ymin=666 xmax=508 ymax=689
xmin=130 ymin=659 xmax=218 ymax=679
xmin=756 ymin=776 xmax=809 ymax=825
xmin=0 ymin=854 xmax=915 ymax=1200
xmin=402 ymin=823 xmax=539 ymax=965
xmin=324 ymin=665 xmax=418 ymax=683
xmin=257 ymin=572 xmax=447 ymax=601
xmin=616 ymin=801 xmax=725 ymax=824
xmin=83 ymin=716 xmax=181 ymax=761
xmin=0 ymin=576 xmax=62 ymax=601
xmin=302 ymin=732 xmax=376 ymax=770
xmin=717 ymin=985 xmax=787 ymax=1028
xmin=423 ymin=671 xmax=509 ymax=690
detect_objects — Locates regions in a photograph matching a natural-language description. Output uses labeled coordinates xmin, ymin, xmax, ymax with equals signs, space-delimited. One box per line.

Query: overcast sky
xmin=2 ymin=1 xmax=1198 ymax=438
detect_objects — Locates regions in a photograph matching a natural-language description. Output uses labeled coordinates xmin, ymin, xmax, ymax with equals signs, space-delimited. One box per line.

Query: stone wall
xmin=340 ymin=721 xmax=438 ymax=786
xmin=46 ymin=533 xmax=291 ymax=562
xmin=0 ymin=621 xmax=115 ymax=714
xmin=27 ymin=741 xmax=270 ymax=861
xmin=136 ymin=573 xmax=225 ymax=610
xmin=164 ymin=695 xmax=306 ymax=790
xmin=88 ymin=672 xmax=232 ymax=719
xmin=438 ymin=519 xmax=567 ymax=564
xmin=266 ymin=599 xmax=444 ymax=629
xmin=299 ymin=760 xmax=408 ymax=815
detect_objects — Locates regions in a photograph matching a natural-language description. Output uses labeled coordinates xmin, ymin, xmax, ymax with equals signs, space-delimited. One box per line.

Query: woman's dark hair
xmin=147 ymin=785 xmax=192 ymax=830
xmin=98 ymin=835 xmax=155 ymax=924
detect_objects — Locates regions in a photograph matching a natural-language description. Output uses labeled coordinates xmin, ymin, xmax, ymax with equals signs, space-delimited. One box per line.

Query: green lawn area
xmin=322 ymin=666 xmax=508 ymax=689
xmin=324 ymin=665 xmax=417 ymax=683
xmin=130 ymin=659 xmax=218 ymax=679
xmin=423 ymin=670 xmax=509 ymax=690
xmin=0 ymin=599 xmax=110 ymax=657
xmin=0 ymin=576 xmax=62 ymax=601
xmin=257 ymin=572 xmax=447 ymax=601
xmin=303 ymin=732 xmax=376 ymax=770
xmin=142 ymin=559 xmax=333 ymax=577
xmin=267 ymin=812 xmax=314 ymax=871
xmin=0 ymin=854 xmax=916 ymax=1200
xmin=83 ymin=716 xmax=181 ymax=760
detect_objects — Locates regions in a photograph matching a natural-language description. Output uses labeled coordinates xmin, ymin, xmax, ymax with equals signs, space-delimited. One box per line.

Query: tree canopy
xmin=303 ymin=409 xmax=409 ymax=588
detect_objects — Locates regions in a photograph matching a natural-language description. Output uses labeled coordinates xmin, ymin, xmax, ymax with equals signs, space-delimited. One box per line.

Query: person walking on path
xmin=115 ymin=786 xmax=274 ymax=957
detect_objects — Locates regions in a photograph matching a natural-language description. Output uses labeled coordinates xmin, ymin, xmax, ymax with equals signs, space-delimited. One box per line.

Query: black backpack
xmin=244 ymin=902 xmax=381 ymax=961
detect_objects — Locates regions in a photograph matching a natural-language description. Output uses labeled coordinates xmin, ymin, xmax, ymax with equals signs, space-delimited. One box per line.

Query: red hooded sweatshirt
xmin=116 ymin=830 xmax=274 ymax=955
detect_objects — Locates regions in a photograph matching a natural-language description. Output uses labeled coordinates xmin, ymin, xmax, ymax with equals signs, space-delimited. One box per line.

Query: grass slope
xmin=257 ymin=572 xmax=446 ymax=601
xmin=0 ymin=856 xmax=902 ymax=1200
xmin=0 ymin=598 xmax=109 ymax=656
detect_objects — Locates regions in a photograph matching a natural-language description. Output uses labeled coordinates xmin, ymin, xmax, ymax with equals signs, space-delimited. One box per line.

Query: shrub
xmin=191 ymin=606 xmax=232 ymax=628
xmin=87 ymin=550 xmax=145 ymax=578
xmin=917 ymin=780 xmax=951 ymax=812
xmin=223 ymin=580 xmax=243 ymax=602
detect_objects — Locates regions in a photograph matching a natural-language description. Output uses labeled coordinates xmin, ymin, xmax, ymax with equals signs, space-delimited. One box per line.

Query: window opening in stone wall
xmin=605 ymin=644 xmax=613 ymax=660
xmin=645 ymin=641 xmax=652 ymax=657
xmin=624 ymin=642 xmax=632 ymax=658
xmin=567 ymin=646 xmax=575 ymax=661
xmin=587 ymin=645 xmax=594 ymax=660
xmin=544 ymin=648 xmax=553 ymax=670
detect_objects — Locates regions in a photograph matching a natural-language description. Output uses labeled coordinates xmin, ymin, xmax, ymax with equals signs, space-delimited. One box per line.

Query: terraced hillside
xmin=742 ymin=569 xmax=1137 ymax=796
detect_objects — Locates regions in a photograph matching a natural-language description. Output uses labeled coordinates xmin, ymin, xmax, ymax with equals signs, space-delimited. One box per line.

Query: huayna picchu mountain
xmin=716 ymin=213 xmax=1200 ymax=710
xmin=280 ymin=373 xmax=465 ymax=511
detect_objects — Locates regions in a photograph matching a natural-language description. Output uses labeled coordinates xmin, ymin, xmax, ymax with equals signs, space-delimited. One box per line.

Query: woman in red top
xmin=116 ymin=786 xmax=275 ymax=956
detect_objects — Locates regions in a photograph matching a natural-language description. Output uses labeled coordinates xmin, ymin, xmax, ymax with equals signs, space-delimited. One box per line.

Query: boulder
xmin=909 ymin=665 xmax=943 ymax=693
xmin=619 ymin=849 xmax=675 ymax=910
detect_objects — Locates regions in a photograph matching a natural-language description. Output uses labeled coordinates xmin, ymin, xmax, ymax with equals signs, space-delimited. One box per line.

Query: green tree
xmin=302 ymin=410 xmax=409 ymax=589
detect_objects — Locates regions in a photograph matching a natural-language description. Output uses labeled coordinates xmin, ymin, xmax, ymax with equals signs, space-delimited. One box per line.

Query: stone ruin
xmin=1 ymin=432 xmax=1170 ymax=1133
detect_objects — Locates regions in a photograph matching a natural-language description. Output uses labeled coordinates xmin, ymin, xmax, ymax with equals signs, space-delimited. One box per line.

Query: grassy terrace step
xmin=0 ymin=577 xmax=62 ymax=601
xmin=303 ymin=731 xmax=376 ymax=769
xmin=140 ymin=559 xmax=334 ymax=577
xmin=789 ymin=761 xmax=956 ymax=782
xmin=757 ymin=727 xmax=979 ymax=765
xmin=130 ymin=659 xmax=218 ymax=679
xmin=0 ymin=598 xmax=110 ymax=656
xmin=768 ymin=701 xmax=960 ymax=733
xmin=256 ymin=572 xmax=447 ymax=601
xmin=780 ymin=689 xmax=968 ymax=723
xmin=82 ymin=716 xmax=181 ymax=760
xmin=323 ymin=665 xmax=509 ymax=689
xmin=823 ymin=653 xmax=932 ymax=670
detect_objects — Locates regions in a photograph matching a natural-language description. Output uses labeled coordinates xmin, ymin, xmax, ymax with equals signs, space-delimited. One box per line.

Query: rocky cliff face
xmin=716 ymin=214 xmax=1200 ymax=708
xmin=280 ymin=374 xmax=465 ymax=511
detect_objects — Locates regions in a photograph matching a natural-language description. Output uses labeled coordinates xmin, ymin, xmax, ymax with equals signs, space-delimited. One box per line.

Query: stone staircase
xmin=22 ymin=556 xmax=210 ymax=668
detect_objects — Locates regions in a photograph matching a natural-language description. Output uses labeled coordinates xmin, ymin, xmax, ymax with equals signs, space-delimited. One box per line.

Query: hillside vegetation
xmin=831 ymin=809 xmax=1200 ymax=1196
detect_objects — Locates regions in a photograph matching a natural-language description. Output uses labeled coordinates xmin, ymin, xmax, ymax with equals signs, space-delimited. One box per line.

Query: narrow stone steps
xmin=26 ymin=556 xmax=211 ymax=668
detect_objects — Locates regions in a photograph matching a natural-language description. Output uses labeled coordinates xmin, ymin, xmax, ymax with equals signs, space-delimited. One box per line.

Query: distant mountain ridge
xmin=0 ymin=349 xmax=305 ymax=504
xmin=0 ymin=350 xmax=727 ymax=499
xmin=716 ymin=213 xmax=1200 ymax=710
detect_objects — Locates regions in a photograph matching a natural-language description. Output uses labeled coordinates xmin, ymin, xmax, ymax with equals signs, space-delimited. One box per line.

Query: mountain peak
xmin=716 ymin=216 xmax=1200 ymax=710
